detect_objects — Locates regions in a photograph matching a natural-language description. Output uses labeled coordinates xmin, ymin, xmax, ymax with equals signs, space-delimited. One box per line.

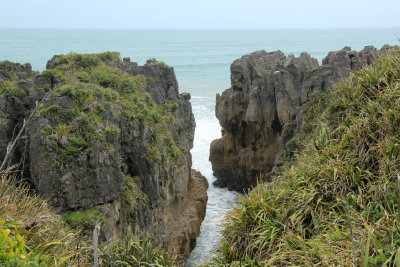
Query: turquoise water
xmin=1 ymin=28 xmax=399 ymax=266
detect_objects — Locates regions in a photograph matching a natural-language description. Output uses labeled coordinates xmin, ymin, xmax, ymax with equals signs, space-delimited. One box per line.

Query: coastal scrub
xmin=211 ymin=49 xmax=400 ymax=266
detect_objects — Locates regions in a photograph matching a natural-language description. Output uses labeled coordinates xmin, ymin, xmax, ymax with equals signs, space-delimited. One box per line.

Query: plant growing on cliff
xmin=63 ymin=209 xmax=104 ymax=236
xmin=38 ymin=52 xmax=183 ymax=169
xmin=0 ymin=81 xmax=26 ymax=98
xmin=123 ymin=175 xmax=149 ymax=213
xmin=211 ymin=49 xmax=400 ymax=266
xmin=1 ymin=53 xmax=187 ymax=266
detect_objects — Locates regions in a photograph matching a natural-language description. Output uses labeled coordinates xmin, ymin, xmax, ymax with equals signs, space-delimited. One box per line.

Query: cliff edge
xmin=0 ymin=53 xmax=208 ymax=260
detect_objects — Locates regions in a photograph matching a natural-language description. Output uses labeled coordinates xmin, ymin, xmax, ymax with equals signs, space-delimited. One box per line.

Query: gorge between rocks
xmin=0 ymin=29 xmax=398 ymax=266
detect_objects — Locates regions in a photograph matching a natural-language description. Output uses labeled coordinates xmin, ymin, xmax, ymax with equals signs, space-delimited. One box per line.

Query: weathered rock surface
xmin=210 ymin=45 xmax=395 ymax=192
xmin=0 ymin=54 xmax=207 ymax=260
xmin=0 ymin=62 xmax=38 ymax=177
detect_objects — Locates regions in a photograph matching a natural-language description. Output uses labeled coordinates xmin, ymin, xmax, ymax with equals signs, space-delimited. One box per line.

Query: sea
xmin=1 ymin=28 xmax=399 ymax=266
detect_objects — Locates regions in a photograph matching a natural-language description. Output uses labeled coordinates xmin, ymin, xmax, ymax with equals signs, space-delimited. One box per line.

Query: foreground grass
xmin=0 ymin=175 xmax=175 ymax=266
xmin=210 ymin=49 xmax=400 ymax=266
xmin=0 ymin=175 xmax=89 ymax=266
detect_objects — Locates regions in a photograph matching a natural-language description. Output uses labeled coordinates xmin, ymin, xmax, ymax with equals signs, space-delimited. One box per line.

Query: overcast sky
xmin=1 ymin=0 xmax=400 ymax=29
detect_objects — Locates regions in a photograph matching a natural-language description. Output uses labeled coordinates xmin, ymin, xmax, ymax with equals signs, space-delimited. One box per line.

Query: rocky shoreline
xmin=0 ymin=53 xmax=207 ymax=260
xmin=210 ymin=45 xmax=394 ymax=192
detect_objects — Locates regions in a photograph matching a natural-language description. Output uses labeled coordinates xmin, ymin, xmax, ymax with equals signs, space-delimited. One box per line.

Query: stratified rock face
xmin=0 ymin=54 xmax=207 ymax=260
xmin=210 ymin=45 xmax=394 ymax=191
xmin=0 ymin=62 xmax=36 ymax=167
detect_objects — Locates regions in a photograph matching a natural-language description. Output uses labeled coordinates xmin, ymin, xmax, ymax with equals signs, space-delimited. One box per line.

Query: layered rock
xmin=0 ymin=62 xmax=36 ymax=170
xmin=0 ymin=53 xmax=207 ymax=260
xmin=210 ymin=45 xmax=394 ymax=191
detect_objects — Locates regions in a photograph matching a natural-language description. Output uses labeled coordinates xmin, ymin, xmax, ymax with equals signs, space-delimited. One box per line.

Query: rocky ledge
xmin=210 ymin=45 xmax=394 ymax=192
xmin=0 ymin=53 xmax=208 ymax=260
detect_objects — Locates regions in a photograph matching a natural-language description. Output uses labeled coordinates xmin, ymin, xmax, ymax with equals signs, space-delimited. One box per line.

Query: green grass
xmin=0 ymin=175 xmax=175 ymax=266
xmin=99 ymin=237 xmax=175 ymax=266
xmin=37 ymin=52 xmax=183 ymax=168
xmin=0 ymin=175 xmax=90 ymax=266
xmin=0 ymin=81 xmax=26 ymax=98
xmin=63 ymin=209 xmax=104 ymax=236
xmin=123 ymin=175 xmax=149 ymax=214
xmin=0 ymin=176 xmax=175 ymax=267
xmin=210 ymin=49 xmax=400 ymax=266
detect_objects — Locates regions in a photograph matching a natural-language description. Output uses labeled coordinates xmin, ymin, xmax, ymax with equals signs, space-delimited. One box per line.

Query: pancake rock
xmin=210 ymin=45 xmax=393 ymax=191
xmin=0 ymin=54 xmax=207 ymax=260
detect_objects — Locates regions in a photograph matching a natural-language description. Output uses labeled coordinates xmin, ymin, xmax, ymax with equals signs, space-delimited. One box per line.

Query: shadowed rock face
xmin=0 ymin=62 xmax=35 ymax=167
xmin=0 ymin=55 xmax=207 ymax=260
xmin=210 ymin=45 xmax=394 ymax=192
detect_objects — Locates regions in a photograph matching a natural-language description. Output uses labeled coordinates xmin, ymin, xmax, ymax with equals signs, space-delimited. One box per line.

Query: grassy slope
xmin=0 ymin=176 xmax=90 ymax=266
xmin=0 ymin=53 xmax=176 ymax=266
xmin=210 ymin=49 xmax=400 ymax=266
xmin=0 ymin=175 xmax=174 ymax=266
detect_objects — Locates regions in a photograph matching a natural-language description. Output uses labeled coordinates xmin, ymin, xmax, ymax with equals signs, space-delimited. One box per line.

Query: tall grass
xmin=0 ymin=175 xmax=90 ymax=266
xmin=0 ymin=175 xmax=176 ymax=266
xmin=99 ymin=237 xmax=175 ymax=267
xmin=210 ymin=49 xmax=400 ymax=266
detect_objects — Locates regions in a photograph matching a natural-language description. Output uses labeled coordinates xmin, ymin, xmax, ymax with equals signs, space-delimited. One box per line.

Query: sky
xmin=1 ymin=0 xmax=400 ymax=29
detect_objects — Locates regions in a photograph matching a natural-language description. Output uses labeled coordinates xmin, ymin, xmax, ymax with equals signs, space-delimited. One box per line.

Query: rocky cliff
xmin=210 ymin=45 xmax=393 ymax=191
xmin=0 ymin=53 xmax=208 ymax=260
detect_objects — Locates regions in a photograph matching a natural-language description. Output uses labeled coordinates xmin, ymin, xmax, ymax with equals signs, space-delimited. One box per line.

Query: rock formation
xmin=0 ymin=53 xmax=208 ymax=260
xmin=210 ymin=45 xmax=394 ymax=192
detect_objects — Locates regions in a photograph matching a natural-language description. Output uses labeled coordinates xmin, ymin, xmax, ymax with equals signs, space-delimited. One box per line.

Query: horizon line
xmin=1 ymin=26 xmax=400 ymax=31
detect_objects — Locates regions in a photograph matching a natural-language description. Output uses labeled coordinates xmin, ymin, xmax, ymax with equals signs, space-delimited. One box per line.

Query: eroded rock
xmin=210 ymin=45 xmax=395 ymax=192
xmin=0 ymin=54 xmax=206 ymax=260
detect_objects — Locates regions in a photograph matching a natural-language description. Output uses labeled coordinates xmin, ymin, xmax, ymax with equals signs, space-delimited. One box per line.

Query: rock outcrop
xmin=0 ymin=53 xmax=207 ymax=260
xmin=0 ymin=62 xmax=36 ymax=171
xmin=210 ymin=45 xmax=394 ymax=191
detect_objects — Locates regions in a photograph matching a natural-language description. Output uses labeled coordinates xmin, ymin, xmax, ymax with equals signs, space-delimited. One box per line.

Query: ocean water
xmin=1 ymin=28 xmax=399 ymax=266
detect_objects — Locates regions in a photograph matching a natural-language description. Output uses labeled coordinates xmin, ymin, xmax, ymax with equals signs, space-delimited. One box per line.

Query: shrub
xmin=0 ymin=81 xmax=26 ymax=98
xmin=63 ymin=209 xmax=104 ymax=233
xmin=38 ymin=104 xmax=61 ymax=118
xmin=40 ymin=69 xmax=66 ymax=83
xmin=123 ymin=175 xmax=149 ymax=213
xmin=0 ymin=61 xmax=17 ymax=72
xmin=96 ymin=51 xmax=120 ymax=63
xmin=74 ymin=71 xmax=90 ymax=82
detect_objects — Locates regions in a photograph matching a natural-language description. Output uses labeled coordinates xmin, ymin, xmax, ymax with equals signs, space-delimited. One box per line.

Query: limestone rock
xmin=0 ymin=54 xmax=205 ymax=260
xmin=210 ymin=45 xmax=396 ymax=192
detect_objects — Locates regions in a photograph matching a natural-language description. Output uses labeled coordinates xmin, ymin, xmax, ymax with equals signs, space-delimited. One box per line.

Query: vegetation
xmin=63 ymin=209 xmax=104 ymax=235
xmin=211 ymin=49 xmax=400 ymax=265
xmin=0 ymin=175 xmax=90 ymax=266
xmin=0 ymin=175 xmax=175 ymax=266
xmin=0 ymin=81 xmax=26 ymax=98
xmin=38 ymin=52 xmax=183 ymax=169
xmin=99 ymin=237 xmax=174 ymax=266
xmin=0 ymin=52 xmax=183 ymax=266
xmin=123 ymin=175 xmax=149 ymax=213
xmin=148 ymin=58 xmax=167 ymax=67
